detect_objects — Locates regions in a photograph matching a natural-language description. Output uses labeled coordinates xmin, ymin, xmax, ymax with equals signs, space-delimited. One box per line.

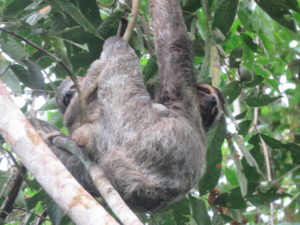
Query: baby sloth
xmin=56 ymin=0 xmax=224 ymax=212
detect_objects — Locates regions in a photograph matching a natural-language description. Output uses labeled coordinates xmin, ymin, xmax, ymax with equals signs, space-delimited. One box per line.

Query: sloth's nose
xmin=209 ymin=96 xmax=217 ymax=107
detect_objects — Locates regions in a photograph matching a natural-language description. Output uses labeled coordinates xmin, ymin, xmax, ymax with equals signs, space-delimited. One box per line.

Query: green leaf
xmin=247 ymin=191 xmax=289 ymax=206
xmin=232 ymin=134 xmax=263 ymax=178
xmin=238 ymin=120 xmax=251 ymax=136
xmin=11 ymin=60 xmax=46 ymax=92
xmin=243 ymin=75 xmax=264 ymax=87
xmin=26 ymin=190 xmax=47 ymax=210
xmin=248 ymin=134 xmax=260 ymax=146
xmin=0 ymin=37 xmax=29 ymax=60
xmin=47 ymin=111 xmax=64 ymax=128
xmin=240 ymin=34 xmax=260 ymax=52
xmin=212 ymin=0 xmax=239 ymax=35
xmin=10 ymin=64 xmax=31 ymax=87
xmin=51 ymin=38 xmax=73 ymax=71
xmin=39 ymin=98 xmax=57 ymax=111
xmin=229 ymin=48 xmax=243 ymax=68
xmin=25 ymin=6 xmax=51 ymax=26
xmin=23 ymin=59 xmax=46 ymax=91
xmin=1 ymin=68 xmax=22 ymax=95
xmin=172 ymin=197 xmax=191 ymax=225
xmin=0 ymin=60 xmax=10 ymax=75
xmin=287 ymin=143 xmax=300 ymax=165
xmin=245 ymin=94 xmax=280 ymax=107
xmin=189 ymin=196 xmax=212 ymax=225
xmin=260 ymin=134 xmax=285 ymax=149
xmin=241 ymin=157 xmax=261 ymax=190
xmin=183 ymin=0 xmax=202 ymax=13
xmin=235 ymin=159 xmax=248 ymax=197
xmin=281 ymin=0 xmax=300 ymax=13
xmin=47 ymin=197 xmax=65 ymax=225
xmin=47 ymin=0 xmax=102 ymax=39
xmin=3 ymin=0 xmax=31 ymax=20
xmin=255 ymin=0 xmax=296 ymax=31
xmin=224 ymin=168 xmax=239 ymax=186
xmin=97 ymin=10 xmax=122 ymax=39
xmin=222 ymin=81 xmax=242 ymax=104
xmin=129 ymin=31 xmax=145 ymax=52
xmin=199 ymin=117 xmax=226 ymax=194
xmin=0 ymin=171 xmax=10 ymax=190
xmin=143 ymin=56 xmax=158 ymax=82
xmin=227 ymin=137 xmax=248 ymax=196
xmin=212 ymin=209 xmax=225 ymax=225
xmin=235 ymin=110 xmax=247 ymax=120
xmin=238 ymin=66 xmax=253 ymax=82
xmin=215 ymin=187 xmax=247 ymax=209
xmin=192 ymin=38 xmax=205 ymax=57
xmin=78 ymin=0 xmax=102 ymax=27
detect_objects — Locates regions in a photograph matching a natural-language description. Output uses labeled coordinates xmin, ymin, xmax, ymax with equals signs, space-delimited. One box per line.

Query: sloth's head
xmin=195 ymin=83 xmax=224 ymax=131
xmin=56 ymin=78 xmax=77 ymax=114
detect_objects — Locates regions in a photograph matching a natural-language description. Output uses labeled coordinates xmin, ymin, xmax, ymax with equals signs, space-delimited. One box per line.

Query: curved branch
xmin=90 ymin=166 xmax=143 ymax=225
xmin=0 ymin=81 xmax=119 ymax=225
xmin=31 ymin=118 xmax=143 ymax=225
xmin=123 ymin=0 xmax=140 ymax=42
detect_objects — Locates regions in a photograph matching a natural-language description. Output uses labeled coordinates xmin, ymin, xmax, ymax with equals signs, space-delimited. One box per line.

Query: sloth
xmin=29 ymin=117 xmax=99 ymax=196
xmin=55 ymin=0 xmax=224 ymax=212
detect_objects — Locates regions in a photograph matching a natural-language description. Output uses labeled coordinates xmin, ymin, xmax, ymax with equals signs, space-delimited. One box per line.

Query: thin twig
xmin=272 ymin=165 xmax=300 ymax=184
xmin=258 ymin=134 xmax=274 ymax=225
xmin=36 ymin=210 xmax=48 ymax=225
xmin=249 ymin=107 xmax=259 ymax=133
xmin=123 ymin=0 xmax=140 ymax=42
xmin=13 ymin=90 xmax=55 ymax=94
xmin=12 ymin=207 xmax=50 ymax=221
xmin=0 ymin=27 xmax=80 ymax=94
xmin=259 ymin=135 xmax=272 ymax=182
xmin=0 ymin=28 xmax=70 ymax=75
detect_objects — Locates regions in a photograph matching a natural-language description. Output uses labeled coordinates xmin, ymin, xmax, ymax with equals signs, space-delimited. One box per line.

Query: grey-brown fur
xmin=56 ymin=0 xmax=223 ymax=212
xmin=29 ymin=118 xmax=99 ymax=196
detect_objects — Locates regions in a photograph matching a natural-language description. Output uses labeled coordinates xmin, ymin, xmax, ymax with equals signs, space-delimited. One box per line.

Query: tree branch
xmin=0 ymin=80 xmax=119 ymax=225
xmin=30 ymin=118 xmax=143 ymax=225
xmin=0 ymin=166 xmax=27 ymax=220
xmin=123 ymin=0 xmax=140 ymax=42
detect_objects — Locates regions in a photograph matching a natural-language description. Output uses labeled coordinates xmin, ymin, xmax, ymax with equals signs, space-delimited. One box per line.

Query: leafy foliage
xmin=0 ymin=0 xmax=300 ymax=224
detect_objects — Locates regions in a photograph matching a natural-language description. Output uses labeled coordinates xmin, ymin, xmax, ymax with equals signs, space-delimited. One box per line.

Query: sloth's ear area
xmin=56 ymin=78 xmax=76 ymax=114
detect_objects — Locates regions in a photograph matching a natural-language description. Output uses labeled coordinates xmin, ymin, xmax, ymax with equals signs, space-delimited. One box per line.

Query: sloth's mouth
xmin=212 ymin=106 xmax=218 ymax=116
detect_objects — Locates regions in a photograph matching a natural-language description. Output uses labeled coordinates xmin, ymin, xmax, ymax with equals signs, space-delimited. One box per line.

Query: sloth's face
xmin=195 ymin=83 xmax=224 ymax=131
xmin=56 ymin=78 xmax=77 ymax=114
